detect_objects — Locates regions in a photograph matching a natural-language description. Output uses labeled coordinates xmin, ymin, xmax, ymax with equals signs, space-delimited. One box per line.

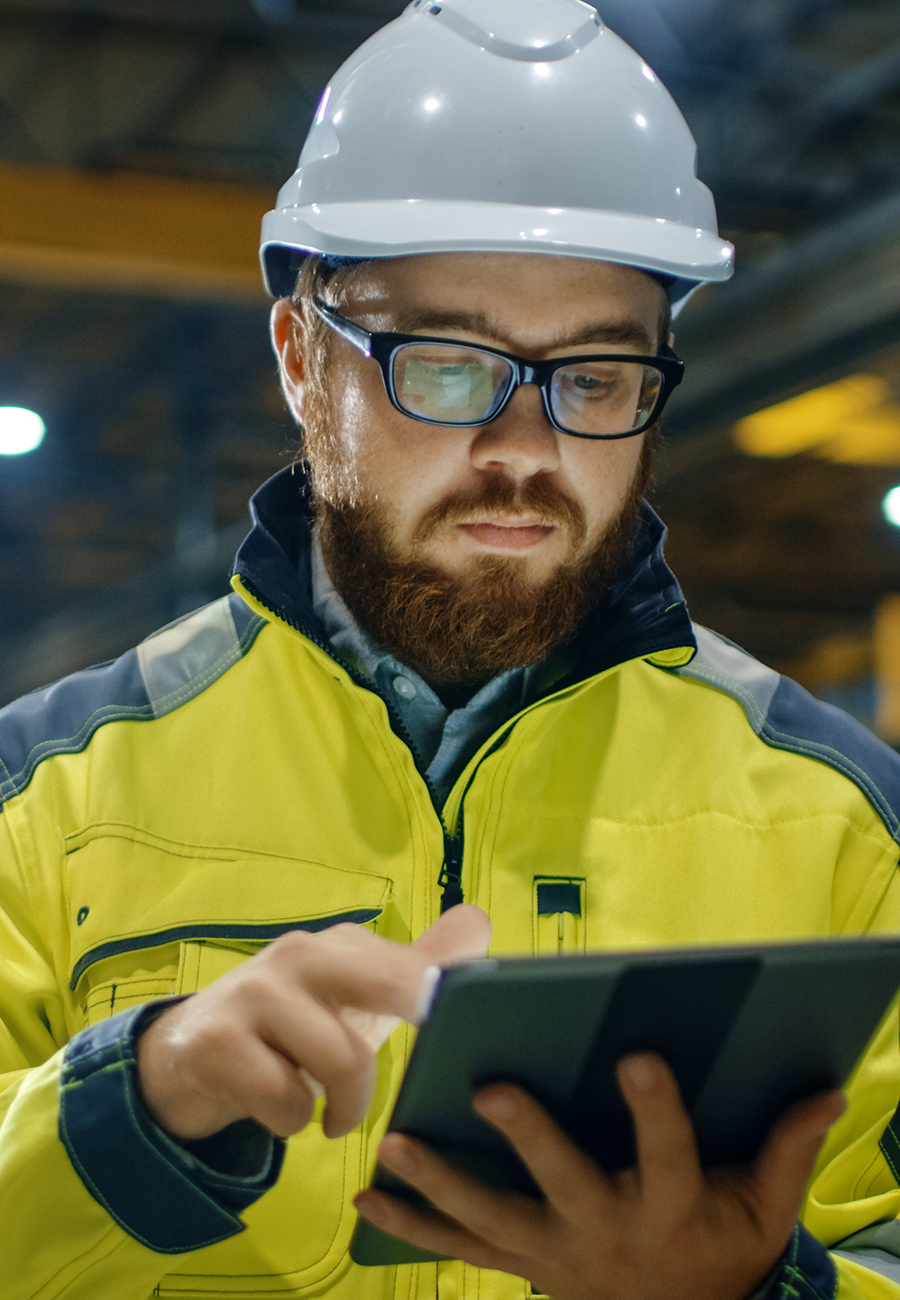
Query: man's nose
xmin=468 ymin=383 xmax=562 ymax=479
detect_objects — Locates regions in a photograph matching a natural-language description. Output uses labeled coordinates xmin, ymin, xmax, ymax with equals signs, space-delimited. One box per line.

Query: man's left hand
xmin=354 ymin=1053 xmax=846 ymax=1300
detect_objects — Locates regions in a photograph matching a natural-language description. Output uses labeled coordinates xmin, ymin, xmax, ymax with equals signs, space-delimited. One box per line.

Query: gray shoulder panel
xmin=672 ymin=624 xmax=900 ymax=845
xmin=137 ymin=595 xmax=260 ymax=718
xmin=0 ymin=594 xmax=266 ymax=807
xmin=676 ymin=625 xmax=781 ymax=732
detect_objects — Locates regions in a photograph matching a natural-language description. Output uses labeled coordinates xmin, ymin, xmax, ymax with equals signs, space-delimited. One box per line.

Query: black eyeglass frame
xmin=312 ymin=297 xmax=685 ymax=440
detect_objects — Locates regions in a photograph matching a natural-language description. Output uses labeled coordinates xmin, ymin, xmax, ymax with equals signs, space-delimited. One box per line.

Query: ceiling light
xmin=883 ymin=487 xmax=900 ymax=527
xmin=0 ymin=407 xmax=45 ymax=455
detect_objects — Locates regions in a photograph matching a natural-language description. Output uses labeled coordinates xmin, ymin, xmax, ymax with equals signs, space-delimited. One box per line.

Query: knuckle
xmin=268 ymin=928 xmax=315 ymax=960
xmin=474 ymin=1200 xmax=525 ymax=1249
xmin=231 ymin=967 xmax=277 ymax=1007
xmin=188 ymin=1017 xmax=242 ymax=1063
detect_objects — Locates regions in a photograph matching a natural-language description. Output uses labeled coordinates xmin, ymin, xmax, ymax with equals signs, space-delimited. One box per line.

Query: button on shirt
xmin=310 ymin=537 xmax=575 ymax=808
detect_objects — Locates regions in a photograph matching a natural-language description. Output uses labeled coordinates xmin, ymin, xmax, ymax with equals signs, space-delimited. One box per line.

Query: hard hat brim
xmin=260 ymin=200 xmax=734 ymax=314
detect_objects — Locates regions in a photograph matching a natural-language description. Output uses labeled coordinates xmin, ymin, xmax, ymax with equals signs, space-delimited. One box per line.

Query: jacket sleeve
xmin=0 ymin=809 xmax=282 ymax=1300
xmin=788 ymin=860 xmax=900 ymax=1300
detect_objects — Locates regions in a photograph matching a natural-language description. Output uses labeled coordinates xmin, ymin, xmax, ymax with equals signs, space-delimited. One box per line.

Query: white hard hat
xmin=260 ymin=0 xmax=734 ymax=316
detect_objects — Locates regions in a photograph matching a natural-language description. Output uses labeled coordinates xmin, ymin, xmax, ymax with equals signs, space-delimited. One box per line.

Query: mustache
xmin=412 ymin=475 xmax=587 ymax=549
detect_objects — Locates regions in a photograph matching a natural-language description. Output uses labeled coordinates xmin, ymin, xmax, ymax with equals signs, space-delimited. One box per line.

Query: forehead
xmin=340 ymin=252 xmax=667 ymax=353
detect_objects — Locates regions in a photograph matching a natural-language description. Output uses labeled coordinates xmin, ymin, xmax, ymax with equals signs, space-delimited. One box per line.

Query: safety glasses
xmin=313 ymin=298 xmax=684 ymax=440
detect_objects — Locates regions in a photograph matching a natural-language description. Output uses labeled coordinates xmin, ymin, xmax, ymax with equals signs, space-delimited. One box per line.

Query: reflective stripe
xmin=0 ymin=594 xmax=266 ymax=808
xmin=834 ymin=1248 xmax=900 ymax=1286
xmin=673 ymin=623 xmax=900 ymax=846
xmin=138 ymin=598 xmax=243 ymax=719
xmin=0 ymin=649 xmax=150 ymax=808
xmin=675 ymin=625 xmax=780 ymax=733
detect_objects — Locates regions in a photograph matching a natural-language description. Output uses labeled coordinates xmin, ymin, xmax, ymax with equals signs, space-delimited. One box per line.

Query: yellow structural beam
xmin=735 ymin=373 xmax=900 ymax=467
xmin=0 ymin=161 xmax=273 ymax=301
xmin=875 ymin=594 xmax=900 ymax=744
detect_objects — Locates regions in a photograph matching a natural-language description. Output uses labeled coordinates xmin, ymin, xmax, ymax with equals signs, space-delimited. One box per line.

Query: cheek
xmin=364 ymin=436 xmax=454 ymax=521
xmin=569 ymin=438 xmax=646 ymax=528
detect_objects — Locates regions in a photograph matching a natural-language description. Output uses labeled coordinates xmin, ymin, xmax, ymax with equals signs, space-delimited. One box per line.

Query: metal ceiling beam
xmin=82 ymin=36 xmax=233 ymax=169
xmin=0 ymin=160 xmax=270 ymax=300
xmin=804 ymin=38 xmax=900 ymax=130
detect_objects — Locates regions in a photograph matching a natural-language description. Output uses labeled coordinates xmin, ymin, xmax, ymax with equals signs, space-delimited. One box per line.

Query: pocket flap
xmin=66 ymin=826 xmax=390 ymax=990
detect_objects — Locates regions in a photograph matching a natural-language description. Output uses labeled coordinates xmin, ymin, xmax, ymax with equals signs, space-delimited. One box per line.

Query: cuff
xmin=59 ymin=1001 xmax=286 ymax=1253
xmin=749 ymin=1224 xmax=837 ymax=1300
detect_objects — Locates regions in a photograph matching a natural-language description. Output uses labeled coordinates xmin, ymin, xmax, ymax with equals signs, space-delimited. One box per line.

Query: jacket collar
xmin=232 ymin=465 xmax=696 ymax=681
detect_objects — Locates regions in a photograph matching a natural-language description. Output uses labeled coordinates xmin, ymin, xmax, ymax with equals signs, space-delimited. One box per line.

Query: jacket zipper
xmin=438 ymin=831 xmax=464 ymax=912
xmin=238 ymin=576 xmax=468 ymax=911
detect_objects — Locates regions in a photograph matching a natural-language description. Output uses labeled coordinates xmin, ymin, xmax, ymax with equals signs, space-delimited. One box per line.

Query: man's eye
xmin=563 ymin=371 xmax=619 ymax=397
xmin=429 ymin=364 xmax=472 ymax=378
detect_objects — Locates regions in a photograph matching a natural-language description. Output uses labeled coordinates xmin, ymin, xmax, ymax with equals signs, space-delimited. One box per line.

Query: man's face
xmin=272 ymin=252 xmax=667 ymax=683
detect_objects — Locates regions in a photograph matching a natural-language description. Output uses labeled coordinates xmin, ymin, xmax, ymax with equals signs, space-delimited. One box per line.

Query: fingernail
xmin=477 ymin=1089 xmax=519 ymax=1122
xmin=623 ymin=1057 xmax=657 ymax=1092
xmin=355 ymin=1193 xmax=386 ymax=1224
xmin=414 ymin=965 xmax=442 ymax=1024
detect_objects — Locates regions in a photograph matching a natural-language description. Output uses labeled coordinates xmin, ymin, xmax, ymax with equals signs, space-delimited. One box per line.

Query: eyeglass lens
xmin=392 ymin=342 xmax=663 ymax=435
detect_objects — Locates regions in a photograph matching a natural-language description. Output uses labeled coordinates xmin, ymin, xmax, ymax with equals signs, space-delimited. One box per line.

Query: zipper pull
xmin=439 ymin=833 xmax=464 ymax=912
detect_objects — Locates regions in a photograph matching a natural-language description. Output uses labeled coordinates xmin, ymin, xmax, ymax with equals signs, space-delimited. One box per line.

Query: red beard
xmin=315 ymin=438 xmax=655 ymax=686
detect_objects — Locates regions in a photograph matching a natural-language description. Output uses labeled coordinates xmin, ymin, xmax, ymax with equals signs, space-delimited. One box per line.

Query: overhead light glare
xmin=883 ymin=487 xmax=900 ymax=527
xmin=0 ymin=407 xmax=45 ymax=455
xmin=314 ymin=86 xmax=331 ymax=125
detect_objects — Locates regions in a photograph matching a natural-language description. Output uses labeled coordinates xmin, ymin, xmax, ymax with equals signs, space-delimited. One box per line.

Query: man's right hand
xmin=135 ymin=903 xmax=491 ymax=1142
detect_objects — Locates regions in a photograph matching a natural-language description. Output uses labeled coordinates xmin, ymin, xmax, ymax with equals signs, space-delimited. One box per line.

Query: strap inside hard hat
xmin=318 ymin=254 xmax=675 ymax=299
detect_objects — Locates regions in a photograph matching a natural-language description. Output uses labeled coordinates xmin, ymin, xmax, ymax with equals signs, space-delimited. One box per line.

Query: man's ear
xmin=668 ymin=330 xmax=675 ymax=349
xmin=270 ymin=298 xmax=306 ymax=421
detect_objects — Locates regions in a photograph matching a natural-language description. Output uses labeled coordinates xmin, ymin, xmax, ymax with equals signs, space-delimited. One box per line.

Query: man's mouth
xmin=457 ymin=516 xmax=557 ymax=551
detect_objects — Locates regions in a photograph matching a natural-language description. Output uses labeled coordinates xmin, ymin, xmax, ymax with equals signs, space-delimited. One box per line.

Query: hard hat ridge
xmin=422 ymin=0 xmax=602 ymax=63
xmin=260 ymin=0 xmax=734 ymax=315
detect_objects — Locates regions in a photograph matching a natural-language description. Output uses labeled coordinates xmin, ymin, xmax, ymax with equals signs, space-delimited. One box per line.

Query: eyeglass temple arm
xmin=659 ymin=344 xmax=685 ymax=388
xmin=312 ymin=298 xmax=374 ymax=358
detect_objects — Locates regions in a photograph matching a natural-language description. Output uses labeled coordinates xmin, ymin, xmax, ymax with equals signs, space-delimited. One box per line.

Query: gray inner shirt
xmin=310 ymin=535 xmax=574 ymax=808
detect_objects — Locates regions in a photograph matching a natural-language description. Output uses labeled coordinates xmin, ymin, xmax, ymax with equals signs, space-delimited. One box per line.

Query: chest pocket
xmin=533 ymin=876 xmax=586 ymax=955
xmin=65 ymin=826 xmax=391 ymax=1025
xmin=67 ymin=826 xmax=401 ymax=1291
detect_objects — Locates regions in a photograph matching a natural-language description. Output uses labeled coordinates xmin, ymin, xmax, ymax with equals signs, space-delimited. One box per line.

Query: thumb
xmin=412 ymin=903 xmax=492 ymax=966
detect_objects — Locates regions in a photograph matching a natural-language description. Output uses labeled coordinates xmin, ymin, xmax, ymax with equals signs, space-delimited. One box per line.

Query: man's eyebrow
xmin=391 ymin=308 xmax=656 ymax=353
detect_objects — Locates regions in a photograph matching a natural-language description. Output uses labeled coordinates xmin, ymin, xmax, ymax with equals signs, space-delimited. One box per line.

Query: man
xmin=1 ymin=2 xmax=900 ymax=1297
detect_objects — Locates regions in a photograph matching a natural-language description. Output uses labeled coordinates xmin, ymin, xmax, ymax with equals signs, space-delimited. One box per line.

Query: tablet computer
xmin=350 ymin=937 xmax=900 ymax=1266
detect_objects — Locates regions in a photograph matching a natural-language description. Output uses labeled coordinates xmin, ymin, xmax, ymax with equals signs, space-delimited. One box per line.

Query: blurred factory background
xmin=2 ymin=0 xmax=900 ymax=740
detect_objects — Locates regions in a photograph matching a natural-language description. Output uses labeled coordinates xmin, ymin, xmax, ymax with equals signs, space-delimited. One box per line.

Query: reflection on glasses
xmin=313 ymin=299 xmax=684 ymax=440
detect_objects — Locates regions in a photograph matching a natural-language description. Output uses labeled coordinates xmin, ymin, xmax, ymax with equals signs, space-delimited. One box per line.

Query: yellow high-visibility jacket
xmin=2 ymin=467 xmax=900 ymax=1300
